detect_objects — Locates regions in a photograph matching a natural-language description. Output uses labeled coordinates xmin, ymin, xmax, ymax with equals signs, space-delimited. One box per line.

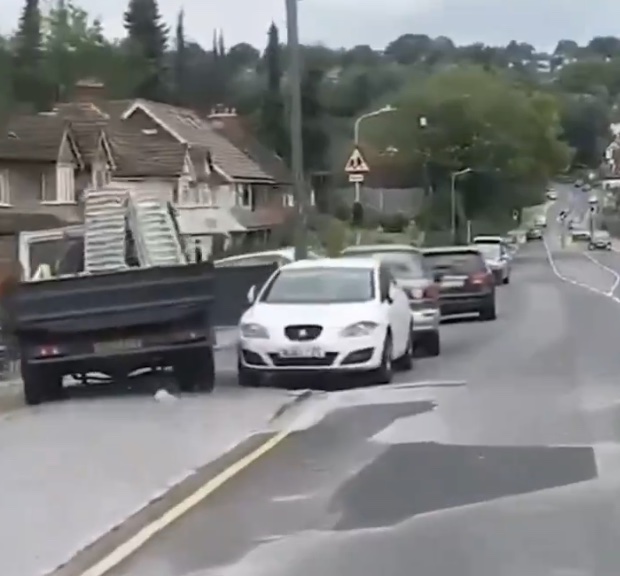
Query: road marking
xmin=543 ymin=235 xmax=615 ymax=299
xmin=79 ymin=429 xmax=290 ymax=576
xmin=582 ymin=251 xmax=620 ymax=295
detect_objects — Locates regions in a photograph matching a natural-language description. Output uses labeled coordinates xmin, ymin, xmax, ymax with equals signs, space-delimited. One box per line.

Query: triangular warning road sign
xmin=344 ymin=147 xmax=370 ymax=173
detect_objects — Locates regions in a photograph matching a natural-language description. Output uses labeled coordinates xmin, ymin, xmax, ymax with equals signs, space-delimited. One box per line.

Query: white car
xmin=214 ymin=247 xmax=320 ymax=268
xmin=474 ymin=243 xmax=511 ymax=285
xmin=237 ymin=258 xmax=414 ymax=387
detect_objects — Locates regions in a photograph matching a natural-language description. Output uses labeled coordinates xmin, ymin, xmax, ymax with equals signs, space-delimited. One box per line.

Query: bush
xmin=380 ymin=212 xmax=409 ymax=233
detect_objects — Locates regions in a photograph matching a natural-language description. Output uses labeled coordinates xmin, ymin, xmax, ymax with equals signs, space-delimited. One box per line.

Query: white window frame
xmin=283 ymin=193 xmax=294 ymax=207
xmin=198 ymin=183 xmax=214 ymax=206
xmin=44 ymin=163 xmax=75 ymax=204
xmin=236 ymin=183 xmax=253 ymax=208
xmin=0 ymin=170 xmax=10 ymax=205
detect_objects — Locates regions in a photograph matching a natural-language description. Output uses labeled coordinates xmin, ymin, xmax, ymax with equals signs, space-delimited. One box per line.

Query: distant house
xmin=8 ymin=79 xmax=295 ymax=260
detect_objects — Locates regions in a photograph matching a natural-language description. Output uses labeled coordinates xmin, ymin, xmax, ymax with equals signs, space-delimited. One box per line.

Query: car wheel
xmin=502 ymin=274 xmax=510 ymax=285
xmin=394 ymin=323 xmax=413 ymax=371
xmin=423 ymin=331 xmax=440 ymax=357
xmin=479 ymin=299 xmax=497 ymax=321
xmin=237 ymin=355 xmax=262 ymax=387
xmin=373 ymin=332 xmax=393 ymax=384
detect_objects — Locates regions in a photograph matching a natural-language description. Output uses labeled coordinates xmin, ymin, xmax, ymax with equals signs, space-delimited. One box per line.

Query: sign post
xmin=345 ymin=147 xmax=370 ymax=202
xmin=559 ymin=210 xmax=567 ymax=249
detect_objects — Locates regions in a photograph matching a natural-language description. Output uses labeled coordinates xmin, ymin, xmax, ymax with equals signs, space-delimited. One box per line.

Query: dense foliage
xmin=2 ymin=0 xmax=620 ymax=232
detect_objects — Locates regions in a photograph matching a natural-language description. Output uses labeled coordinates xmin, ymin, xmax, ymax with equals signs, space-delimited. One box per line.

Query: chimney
xmin=73 ymin=78 xmax=105 ymax=103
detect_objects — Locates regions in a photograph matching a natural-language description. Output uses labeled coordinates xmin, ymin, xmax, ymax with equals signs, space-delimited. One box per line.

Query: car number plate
xmin=279 ymin=347 xmax=325 ymax=358
xmin=441 ymin=278 xmax=465 ymax=288
xmin=94 ymin=339 xmax=142 ymax=353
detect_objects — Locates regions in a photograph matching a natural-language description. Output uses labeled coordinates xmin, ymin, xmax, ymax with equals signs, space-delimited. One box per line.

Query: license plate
xmin=94 ymin=339 xmax=142 ymax=353
xmin=442 ymin=278 xmax=465 ymax=288
xmin=279 ymin=347 xmax=325 ymax=358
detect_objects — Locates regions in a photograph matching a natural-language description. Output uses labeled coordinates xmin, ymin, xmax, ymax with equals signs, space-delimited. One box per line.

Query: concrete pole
xmin=285 ymin=0 xmax=307 ymax=260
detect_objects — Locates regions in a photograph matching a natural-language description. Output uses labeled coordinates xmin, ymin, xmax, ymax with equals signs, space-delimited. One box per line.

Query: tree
xmin=173 ymin=9 xmax=186 ymax=105
xmin=258 ymin=23 xmax=288 ymax=159
xmin=559 ymin=95 xmax=611 ymax=168
xmin=12 ymin=0 xmax=48 ymax=110
xmin=301 ymin=66 xmax=329 ymax=209
xmin=123 ymin=0 xmax=168 ymax=101
xmin=370 ymin=66 xmax=571 ymax=226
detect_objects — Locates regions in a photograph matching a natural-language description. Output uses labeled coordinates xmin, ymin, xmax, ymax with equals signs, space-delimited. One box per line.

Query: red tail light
xmin=468 ymin=272 xmax=492 ymax=286
xmin=423 ymin=284 xmax=440 ymax=301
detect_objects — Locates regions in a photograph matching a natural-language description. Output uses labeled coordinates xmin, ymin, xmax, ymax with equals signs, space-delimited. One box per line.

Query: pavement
xmin=45 ymin=182 xmax=620 ymax=576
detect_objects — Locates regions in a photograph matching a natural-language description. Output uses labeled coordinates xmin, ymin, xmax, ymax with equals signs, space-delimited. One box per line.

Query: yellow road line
xmin=80 ymin=429 xmax=290 ymax=576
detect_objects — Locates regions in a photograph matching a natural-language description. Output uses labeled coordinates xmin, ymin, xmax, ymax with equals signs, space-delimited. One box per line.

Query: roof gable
xmin=122 ymin=100 xmax=273 ymax=183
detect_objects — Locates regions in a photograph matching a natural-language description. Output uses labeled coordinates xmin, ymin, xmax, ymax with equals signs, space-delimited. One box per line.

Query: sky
xmin=3 ymin=0 xmax=620 ymax=53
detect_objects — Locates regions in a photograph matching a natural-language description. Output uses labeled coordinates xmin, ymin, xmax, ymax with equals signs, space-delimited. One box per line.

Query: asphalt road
xmin=98 ymin=197 xmax=620 ymax=576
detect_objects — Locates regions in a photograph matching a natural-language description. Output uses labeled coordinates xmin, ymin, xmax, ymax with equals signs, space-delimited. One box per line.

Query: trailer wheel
xmin=174 ymin=347 xmax=215 ymax=393
xmin=21 ymin=361 xmax=64 ymax=405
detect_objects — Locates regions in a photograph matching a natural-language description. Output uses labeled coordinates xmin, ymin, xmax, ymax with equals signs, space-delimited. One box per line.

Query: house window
xmin=40 ymin=172 xmax=54 ymax=202
xmin=283 ymin=193 xmax=294 ymax=207
xmin=51 ymin=164 xmax=75 ymax=203
xmin=0 ymin=170 xmax=9 ymax=205
xmin=199 ymin=183 xmax=214 ymax=206
xmin=237 ymin=184 xmax=253 ymax=208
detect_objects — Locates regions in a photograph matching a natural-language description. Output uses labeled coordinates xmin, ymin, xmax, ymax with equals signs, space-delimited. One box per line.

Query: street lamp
xmin=451 ymin=167 xmax=472 ymax=243
xmin=353 ymin=105 xmax=397 ymax=146
xmin=285 ymin=0 xmax=307 ymax=260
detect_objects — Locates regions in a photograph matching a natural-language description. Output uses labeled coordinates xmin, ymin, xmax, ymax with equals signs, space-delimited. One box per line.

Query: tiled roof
xmin=106 ymin=123 xmax=187 ymax=178
xmin=0 ymin=114 xmax=70 ymax=162
xmin=208 ymin=115 xmax=291 ymax=184
xmin=52 ymin=100 xmax=186 ymax=177
xmin=132 ymin=100 xmax=274 ymax=182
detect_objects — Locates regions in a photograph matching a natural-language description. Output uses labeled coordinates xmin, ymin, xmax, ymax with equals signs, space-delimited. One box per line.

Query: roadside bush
xmin=380 ymin=212 xmax=409 ymax=233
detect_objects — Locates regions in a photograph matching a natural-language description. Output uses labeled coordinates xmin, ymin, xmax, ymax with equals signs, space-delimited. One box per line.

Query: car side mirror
xmin=247 ymin=284 xmax=256 ymax=304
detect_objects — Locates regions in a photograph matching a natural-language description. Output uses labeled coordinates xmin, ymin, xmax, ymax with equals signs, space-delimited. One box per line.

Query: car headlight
xmin=240 ymin=323 xmax=269 ymax=339
xmin=340 ymin=321 xmax=379 ymax=337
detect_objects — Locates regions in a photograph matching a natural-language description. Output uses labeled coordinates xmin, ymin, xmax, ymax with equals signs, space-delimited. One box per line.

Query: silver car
xmin=475 ymin=243 xmax=511 ymax=285
xmin=588 ymin=230 xmax=612 ymax=250
xmin=340 ymin=244 xmax=441 ymax=357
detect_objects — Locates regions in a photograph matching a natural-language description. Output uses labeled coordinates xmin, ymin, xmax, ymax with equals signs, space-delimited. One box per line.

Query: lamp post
xmin=352 ymin=105 xmax=396 ymax=202
xmin=450 ymin=167 xmax=472 ymax=244
xmin=285 ymin=0 xmax=307 ymax=260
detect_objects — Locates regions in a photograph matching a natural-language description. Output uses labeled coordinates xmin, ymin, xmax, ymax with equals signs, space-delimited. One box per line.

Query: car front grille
xmin=284 ymin=325 xmax=323 ymax=341
xmin=269 ymin=353 xmax=337 ymax=367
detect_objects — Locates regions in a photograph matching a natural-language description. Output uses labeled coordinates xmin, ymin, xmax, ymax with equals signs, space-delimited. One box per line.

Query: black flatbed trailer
xmin=1 ymin=262 xmax=216 ymax=405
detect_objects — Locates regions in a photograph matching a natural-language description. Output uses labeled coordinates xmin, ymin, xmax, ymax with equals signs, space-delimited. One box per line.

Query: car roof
xmin=422 ymin=245 xmax=482 ymax=255
xmin=341 ymin=244 xmax=421 ymax=254
xmin=473 ymin=236 xmax=502 ymax=242
xmin=216 ymin=247 xmax=295 ymax=264
xmin=282 ymin=257 xmax=378 ymax=271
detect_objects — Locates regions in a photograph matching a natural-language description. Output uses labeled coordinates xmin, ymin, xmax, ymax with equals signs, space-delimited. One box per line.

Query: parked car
xmin=340 ymin=244 xmax=441 ymax=356
xmin=214 ymin=247 xmax=320 ymax=268
xmin=422 ymin=246 xmax=497 ymax=321
xmin=571 ymin=227 xmax=591 ymax=242
xmin=475 ymin=243 xmax=511 ymax=285
xmin=526 ymin=227 xmax=543 ymax=240
xmin=588 ymin=230 xmax=612 ymax=250
xmin=237 ymin=257 xmax=414 ymax=387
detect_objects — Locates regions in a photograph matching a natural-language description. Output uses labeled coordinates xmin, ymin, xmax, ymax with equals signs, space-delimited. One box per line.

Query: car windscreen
xmin=475 ymin=244 xmax=502 ymax=261
xmin=593 ymin=231 xmax=609 ymax=240
xmin=343 ymin=251 xmax=426 ymax=279
xmin=424 ymin=251 xmax=486 ymax=275
xmin=260 ymin=267 xmax=375 ymax=304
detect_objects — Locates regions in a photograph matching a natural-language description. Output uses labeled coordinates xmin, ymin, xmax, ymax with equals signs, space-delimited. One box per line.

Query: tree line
xmin=2 ymin=0 xmax=620 ymax=236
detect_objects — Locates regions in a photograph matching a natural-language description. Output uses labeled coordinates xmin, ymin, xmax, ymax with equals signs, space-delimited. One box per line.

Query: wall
xmin=0 ymin=161 xmax=82 ymax=222
xmin=113 ymin=177 xmax=175 ymax=201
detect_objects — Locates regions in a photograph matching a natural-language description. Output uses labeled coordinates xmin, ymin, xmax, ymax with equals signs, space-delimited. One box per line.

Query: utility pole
xmin=285 ymin=0 xmax=307 ymax=260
